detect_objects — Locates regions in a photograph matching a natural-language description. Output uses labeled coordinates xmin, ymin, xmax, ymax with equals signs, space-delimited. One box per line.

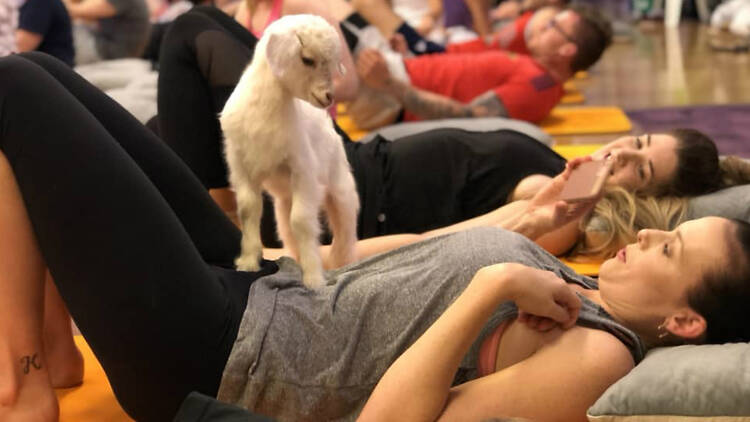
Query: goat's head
xmin=263 ymin=14 xmax=345 ymax=109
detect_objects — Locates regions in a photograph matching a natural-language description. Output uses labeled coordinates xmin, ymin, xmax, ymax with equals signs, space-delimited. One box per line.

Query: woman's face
xmin=593 ymin=134 xmax=679 ymax=194
xmin=597 ymin=217 xmax=733 ymax=327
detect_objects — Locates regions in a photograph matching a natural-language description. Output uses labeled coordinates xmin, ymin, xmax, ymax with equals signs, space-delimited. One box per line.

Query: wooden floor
xmin=556 ymin=19 xmax=750 ymax=145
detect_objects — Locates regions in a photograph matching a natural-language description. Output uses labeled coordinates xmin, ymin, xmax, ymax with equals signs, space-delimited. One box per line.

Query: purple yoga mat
xmin=626 ymin=104 xmax=750 ymax=157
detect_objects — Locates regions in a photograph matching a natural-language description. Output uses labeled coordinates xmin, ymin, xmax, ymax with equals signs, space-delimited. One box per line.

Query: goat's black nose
xmin=325 ymin=92 xmax=332 ymax=104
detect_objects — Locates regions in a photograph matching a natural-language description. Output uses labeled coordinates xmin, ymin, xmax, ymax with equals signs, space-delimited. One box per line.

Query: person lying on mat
xmin=347 ymin=3 xmax=612 ymax=127
xmin=2 ymin=53 xmax=750 ymax=422
xmin=153 ymin=6 xmax=743 ymax=257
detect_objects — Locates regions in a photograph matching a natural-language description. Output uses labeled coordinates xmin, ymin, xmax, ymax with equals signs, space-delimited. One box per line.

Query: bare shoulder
xmin=539 ymin=325 xmax=636 ymax=402
xmin=438 ymin=326 xmax=635 ymax=422
xmin=555 ymin=325 xmax=636 ymax=374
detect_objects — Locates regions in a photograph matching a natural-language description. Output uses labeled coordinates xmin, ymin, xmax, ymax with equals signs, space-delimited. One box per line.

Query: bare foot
xmin=0 ymin=361 xmax=59 ymax=422
xmin=46 ymin=340 xmax=84 ymax=389
xmin=0 ymin=386 xmax=58 ymax=422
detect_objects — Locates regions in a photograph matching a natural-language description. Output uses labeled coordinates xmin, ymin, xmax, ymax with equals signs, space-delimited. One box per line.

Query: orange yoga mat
xmin=540 ymin=106 xmax=632 ymax=136
xmin=57 ymin=336 xmax=133 ymax=422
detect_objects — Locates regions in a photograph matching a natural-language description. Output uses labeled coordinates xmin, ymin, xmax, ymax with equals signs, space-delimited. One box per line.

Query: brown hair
xmin=655 ymin=128 xmax=722 ymax=196
xmin=686 ymin=219 xmax=750 ymax=344
xmin=571 ymin=187 xmax=688 ymax=260
xmin=567 ymin=4 xmax=613 ymax=72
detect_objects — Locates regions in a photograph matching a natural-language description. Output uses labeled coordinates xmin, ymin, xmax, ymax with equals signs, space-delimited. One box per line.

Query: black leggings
xmin=157 ymin=6 xmax=258 ymax=190
xmin=0 ymin=53 xmax=276 ymax=422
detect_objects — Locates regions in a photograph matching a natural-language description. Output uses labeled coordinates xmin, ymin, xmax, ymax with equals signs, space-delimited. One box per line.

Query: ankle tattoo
xmin=20 ymin=353 xmax=42 ymax=374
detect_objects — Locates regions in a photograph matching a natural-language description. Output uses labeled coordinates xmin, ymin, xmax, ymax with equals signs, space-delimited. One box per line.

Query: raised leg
xmin=0 ymin=151 xmax=58 ymax=422
xmin=42 ymin=273 xmax=84 ymax=389
xmin=0 ymin=55 xmax=267 ymax=421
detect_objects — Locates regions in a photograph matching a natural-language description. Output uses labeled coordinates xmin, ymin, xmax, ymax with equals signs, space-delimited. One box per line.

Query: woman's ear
xmin=665 ymin=310 xmax=707 ymax=339
xmin=559 ymin=43 xmax=578 ymax=63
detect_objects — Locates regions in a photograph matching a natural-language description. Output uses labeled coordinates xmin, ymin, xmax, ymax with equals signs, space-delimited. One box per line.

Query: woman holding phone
xmin=154 ymin=7 xmax=750 ymax=260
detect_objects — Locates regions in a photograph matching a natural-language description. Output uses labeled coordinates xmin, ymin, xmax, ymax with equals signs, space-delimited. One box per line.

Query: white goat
xmin=220 ymin=14 xmax=360 ymax=288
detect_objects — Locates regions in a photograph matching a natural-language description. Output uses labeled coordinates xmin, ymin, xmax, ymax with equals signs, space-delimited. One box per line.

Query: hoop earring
xmin=657 ymin=321 xmax=668 ymax=339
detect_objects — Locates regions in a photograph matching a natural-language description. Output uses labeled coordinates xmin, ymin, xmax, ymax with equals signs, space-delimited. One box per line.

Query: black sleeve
xmin=18 ymin=0 xmax=53 ymax=35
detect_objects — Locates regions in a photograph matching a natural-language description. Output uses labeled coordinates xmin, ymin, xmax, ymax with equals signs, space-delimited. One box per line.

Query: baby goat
xmin=220 ymin=14 xmax=359 ymax=288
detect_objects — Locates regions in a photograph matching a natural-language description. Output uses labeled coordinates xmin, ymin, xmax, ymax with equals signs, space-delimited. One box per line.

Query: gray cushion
xmin=359 ymin=117 xmax=554 ymax=146
xmin=588 ymin=343 xmax=750 ymax=421
xmin=688 ymin=184 xmax=750 ymax=222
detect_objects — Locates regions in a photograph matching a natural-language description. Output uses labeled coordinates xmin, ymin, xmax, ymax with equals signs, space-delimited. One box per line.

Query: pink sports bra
xmin=246 ymin=0 xmax=283 ymax=38
xmin=477 ymin=320 xmax=512 ymax=377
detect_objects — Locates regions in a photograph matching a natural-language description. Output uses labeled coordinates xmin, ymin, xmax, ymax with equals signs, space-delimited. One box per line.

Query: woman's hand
xmin=522 ymin=157 xmax=604 ymax=237
xmin=488 ymin=263 xmax=581 ymax=329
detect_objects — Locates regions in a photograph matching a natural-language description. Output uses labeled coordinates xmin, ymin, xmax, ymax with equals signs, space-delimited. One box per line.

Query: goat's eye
xmin=301 ymin=56 xmax=315 ymax=67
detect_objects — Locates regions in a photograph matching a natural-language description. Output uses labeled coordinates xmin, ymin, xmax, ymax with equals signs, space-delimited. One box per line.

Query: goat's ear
xmin=337 ymin=62 xmax=346 ymax=76
xmin=265 ymin=31 xmax=296 ymax=79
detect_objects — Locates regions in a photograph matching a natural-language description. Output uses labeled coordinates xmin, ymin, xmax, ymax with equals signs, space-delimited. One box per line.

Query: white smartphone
xmin=558 ymin=160 xmax=610 ymax=202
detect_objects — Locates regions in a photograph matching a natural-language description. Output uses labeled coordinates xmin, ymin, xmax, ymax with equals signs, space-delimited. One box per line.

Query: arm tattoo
xmin=388 ymin=80 xmax=509 ymax=120
xmin=401 ymin=88 xmax=475 ymax=119
xmin=20 ymin=353 xmax=42 ymax=374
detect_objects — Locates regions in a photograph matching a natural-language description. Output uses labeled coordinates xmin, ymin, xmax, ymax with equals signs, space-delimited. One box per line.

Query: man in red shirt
xmin=351 ymin=4 xmax=611 ymax=127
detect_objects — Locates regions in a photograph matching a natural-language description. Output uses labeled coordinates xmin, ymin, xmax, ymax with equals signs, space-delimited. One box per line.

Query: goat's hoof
xmin=302 ymin=271 xmax=325 ymax=289
xmin=235 ymin=255 xmax=261 ymax=272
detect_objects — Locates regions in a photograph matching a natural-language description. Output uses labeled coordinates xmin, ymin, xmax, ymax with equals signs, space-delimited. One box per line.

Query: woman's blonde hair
xmin=570 ymin=156 xmax=750 ymax=261
xmin=569 ymin=187 xmax=689 ymax=260
xmin=719 ymin=155 xmax=750 ymax=188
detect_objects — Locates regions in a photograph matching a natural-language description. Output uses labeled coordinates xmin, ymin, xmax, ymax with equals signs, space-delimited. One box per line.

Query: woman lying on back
xmin=2 ymin=52 xmax=750 ymax=422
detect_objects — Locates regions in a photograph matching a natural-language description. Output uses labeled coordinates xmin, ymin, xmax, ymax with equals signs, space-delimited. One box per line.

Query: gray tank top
xmin=217 ymin=227 xmax=645 ymax=421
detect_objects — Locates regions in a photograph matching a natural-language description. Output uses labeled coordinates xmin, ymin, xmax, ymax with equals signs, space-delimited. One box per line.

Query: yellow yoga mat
xmin=57 ymin=336 xmax=133 ymax=422
xmin=338 ymin=105 xmax=630 ymax=140
xmin=552 ymin=143 xmax=603 ymax=160
xmin=559 ymin=258 xmax=602 ymax=276
xmin=540 ymin=107 xmax=632 ymax=136
xmin=560 ymin=91 xmax=585 ymax=104
xmin=335 ymin=104 xmax=369 ymax=141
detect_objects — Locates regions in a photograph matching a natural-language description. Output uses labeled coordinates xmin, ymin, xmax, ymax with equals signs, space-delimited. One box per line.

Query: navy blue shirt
xmin=19 ymin=0 xmax=74 ymax=66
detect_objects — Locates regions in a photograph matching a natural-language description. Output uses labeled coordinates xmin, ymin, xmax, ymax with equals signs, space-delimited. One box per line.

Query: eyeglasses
xmin=547 ymin=19 xmax=578 ymax=45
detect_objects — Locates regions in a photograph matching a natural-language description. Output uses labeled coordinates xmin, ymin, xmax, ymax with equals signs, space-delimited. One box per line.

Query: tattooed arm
xmin=356 ymin=49 xmax=509 ymax=120
xmin=391 ymin=81 xmax=507 ymax=119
